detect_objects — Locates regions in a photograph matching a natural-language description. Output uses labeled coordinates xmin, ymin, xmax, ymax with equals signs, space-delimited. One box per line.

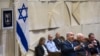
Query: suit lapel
xmin=66 ymin=40 xmax=73 ymax=47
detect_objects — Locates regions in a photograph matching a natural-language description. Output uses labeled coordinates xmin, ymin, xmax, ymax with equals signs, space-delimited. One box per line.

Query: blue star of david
xmin=18 ymin=3 xmax=28 ymax=22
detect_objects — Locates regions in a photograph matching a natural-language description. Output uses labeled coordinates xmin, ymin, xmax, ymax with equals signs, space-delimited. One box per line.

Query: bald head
xmin=66 ymin=32 xmax=74 ymax=42
xmin=48 ymin=34 xmax=53 ymax=41
xmin=55 ymin=32 xmax=60 ymax=38
xmin=77 ymin=33 xmax=84 ymax=38
xmin=67 ymin=32 xmax=74 ymax=37
xmin=76 ymin=33 xmax=85 ymax=42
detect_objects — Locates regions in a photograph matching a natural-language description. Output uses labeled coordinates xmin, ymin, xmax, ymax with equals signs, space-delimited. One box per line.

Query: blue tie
xmin=71 ymin=43 xmax=74 ymax=47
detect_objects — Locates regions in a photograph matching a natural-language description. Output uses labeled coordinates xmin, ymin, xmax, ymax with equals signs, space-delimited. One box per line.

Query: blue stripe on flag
xmin=17 ymin=22 xmax=28 ymax=51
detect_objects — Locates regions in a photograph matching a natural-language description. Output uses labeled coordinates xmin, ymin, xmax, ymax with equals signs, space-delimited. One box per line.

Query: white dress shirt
xmin=46 ymin=40 xmax=59 ymax=52
xmin=42 ymin=45 xmax=48 ymax=56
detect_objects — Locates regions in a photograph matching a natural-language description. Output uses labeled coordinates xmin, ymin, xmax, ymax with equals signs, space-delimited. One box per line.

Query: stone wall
xmin=0 ymin=0 xmax=100 ymax=56
xmin=0 ymin=0 xmax=15 ymax=56
xmin=28 ymin=1 xmax=100 ymax=56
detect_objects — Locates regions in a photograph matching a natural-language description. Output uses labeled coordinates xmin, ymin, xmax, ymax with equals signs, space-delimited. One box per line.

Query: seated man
xmin=45 ymin=34 xmax=59 ymax=52
xmin=76 ymin=33 xmax=88 ymax=56
xmin=88 ymin=33 xmax=100 ymax=56
xmin=53 ymin=32 xmax=62 ymax=50
xmin=61 ymin=32 xmax=81 ymax=56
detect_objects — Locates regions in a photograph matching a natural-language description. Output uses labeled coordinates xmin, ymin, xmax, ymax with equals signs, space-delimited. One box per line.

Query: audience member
xmin=46 ymin=34 xmax=59 ymax=52
xmin=76 ymin=33 xmax=88 ymax=56
xmin=54 ymin=32 xmax=62 ymax=50
xmin=88 ymin=33 xmax=100 ymax=56
xmin=35 ymin=37 xmax=48 ymax=56
xmin=60 ymin=36 xmax=65 ymax=43
xmin=61 ymin=32 xmax=81 ymax=56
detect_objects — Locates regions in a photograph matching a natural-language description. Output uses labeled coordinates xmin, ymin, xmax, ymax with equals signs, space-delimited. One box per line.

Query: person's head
xmin=38 ymin=37 xmax=46 ymax=45
xmin=76 ymin=33 xmax=85 ymax=42
xmin=60 ymin=36 xmax=65 ymax=42
xmin=84 ymin=38 xmax=89 ymax=42
xmin=55 ymin=32 xmax=60 ymax=38
xmin=66 ymin=32 xmax=74 ymax=42
xmin=88 ymin=33 xmax=95 ymax=41
xmin=5 ymin=14 xmax=9 ymax=18
xmin=48 ymin=34 xmax=53 ymax=41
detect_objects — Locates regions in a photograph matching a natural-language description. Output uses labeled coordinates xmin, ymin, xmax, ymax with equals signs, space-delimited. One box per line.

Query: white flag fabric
xmin=15 ymin=0 xmax=29 ymax=54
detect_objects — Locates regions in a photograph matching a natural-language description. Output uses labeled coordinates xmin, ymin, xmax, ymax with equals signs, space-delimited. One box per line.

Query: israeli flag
xmin=15 ymin=0 xmax=29 ymax=54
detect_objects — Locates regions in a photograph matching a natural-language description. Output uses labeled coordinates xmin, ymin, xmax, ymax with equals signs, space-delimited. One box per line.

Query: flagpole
xmin=13 ymin=0 xmax=20 ymax=56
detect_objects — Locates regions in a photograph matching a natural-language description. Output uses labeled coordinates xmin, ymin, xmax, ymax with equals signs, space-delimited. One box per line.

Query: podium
xmin=48 ymin=52 xmax=61 ymax=56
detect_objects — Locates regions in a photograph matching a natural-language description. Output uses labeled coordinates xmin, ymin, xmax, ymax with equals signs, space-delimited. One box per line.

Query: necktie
xmin=71 ymin=43 xmax=74 ymax=47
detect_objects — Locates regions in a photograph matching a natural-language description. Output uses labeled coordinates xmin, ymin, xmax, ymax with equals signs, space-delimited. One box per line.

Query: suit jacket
xmin=53 ymin=38 xmax=61 ymax=50
xmin=88 ymin=40 xmax=100 ymax=55
xmin=61 ymin=40 xmax=78 ymax=56
xmin=35 ymin=45 xmax=47 ymax=56
xmin=75 ymin=41 xmax=88 ymax=56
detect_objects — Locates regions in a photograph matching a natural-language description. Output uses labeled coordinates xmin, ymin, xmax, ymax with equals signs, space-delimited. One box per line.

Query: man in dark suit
xmin=88 ymin=33 xmax=100 ymax=56
xmin=75 ymin=33 xmax=88 ymax=56
xmin=61 ymin=32 xmax=81 ymax=56
xmin=54 ymin=32 xmax=62 ymax=50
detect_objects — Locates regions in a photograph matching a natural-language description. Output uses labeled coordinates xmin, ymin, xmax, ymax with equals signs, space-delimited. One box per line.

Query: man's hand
xmin=88 ymin=44 xmax=94 ymax=48
xmin=74 ymin=45 xmax=81 ymax=51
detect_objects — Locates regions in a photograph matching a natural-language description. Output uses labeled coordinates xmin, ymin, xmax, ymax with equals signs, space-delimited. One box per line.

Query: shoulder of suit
xmin=53 ymin=38 xmax=57 ymax=41
xmin=62 ymin=40 xmax=67 ymax=44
